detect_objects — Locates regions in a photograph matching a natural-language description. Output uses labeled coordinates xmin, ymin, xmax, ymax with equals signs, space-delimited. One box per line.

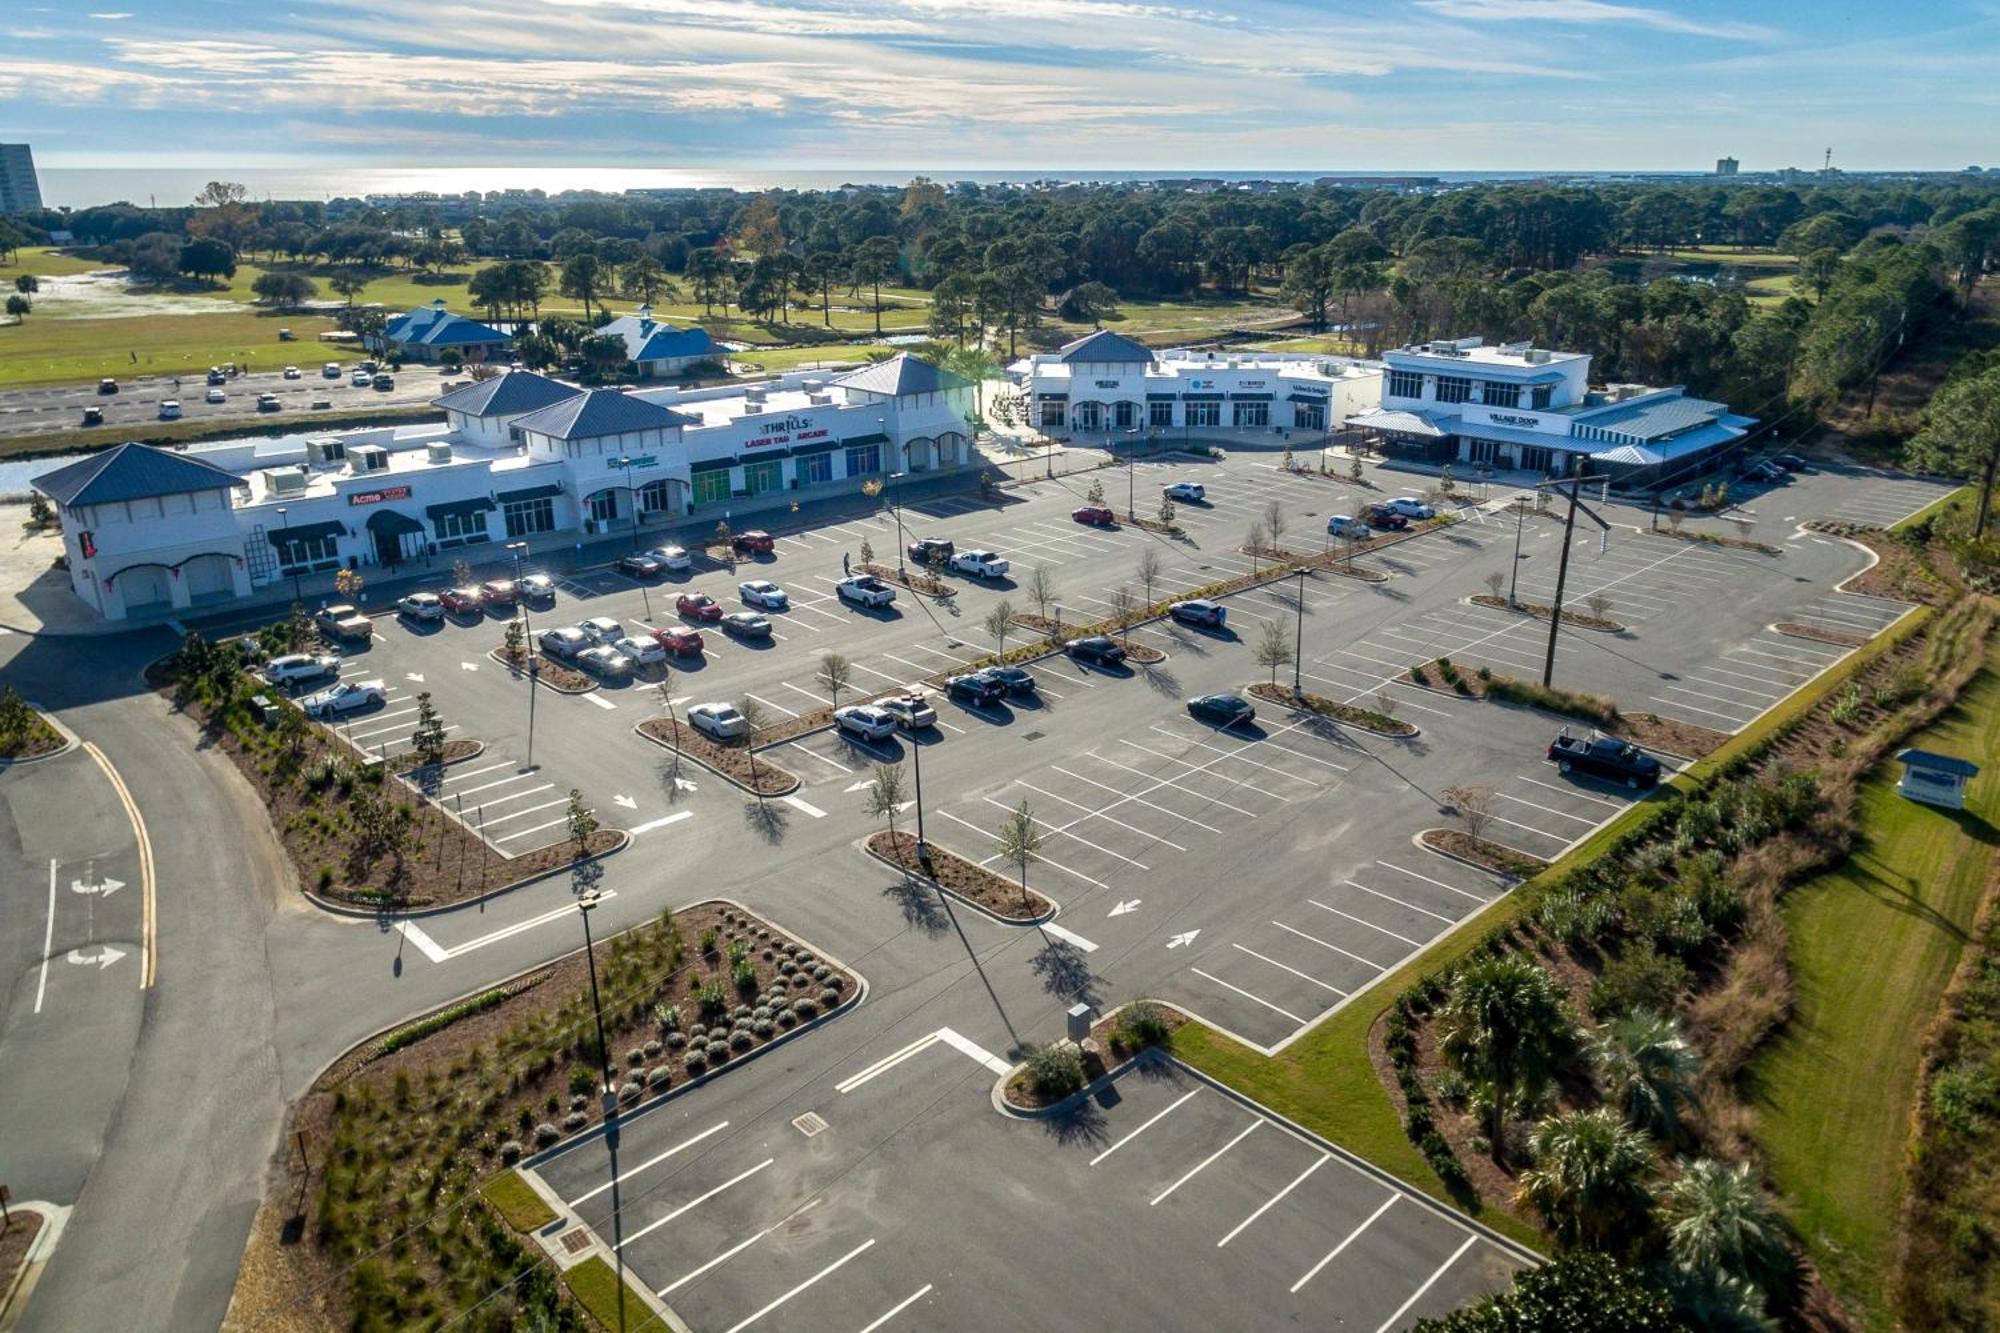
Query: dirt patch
xmin=1248 ymin=681 xmax=1415 ymax=737
xmin=1420 ymin=828 xmax=1548 ymax=878
xmin=635 ymin=716 xmax=799 ymax=796
xmin=491 ymin=644 xmax=594 ymax=693
xmin=1808 ymin=525 xmax=1958 ymax=605
xmin=234 ymin=901 xmax=856 ymax=1332
xmin=1604 ymin=711 xmax=1731 ymax=760
xmin=868 ymin=828 xmax=1053 ymax=921
xmin=1122 ymin=514 xmax=1183 ymax=535
xmin=1470 ymin=593 xmax=1624 ymax=634
xmin=1775 ymin=621 xmax=1870 ymax=648
xmin=1648 ymin=525 xmax=1783 ymax=556
xmin=856 ymin=561 xmax=958 ymax=599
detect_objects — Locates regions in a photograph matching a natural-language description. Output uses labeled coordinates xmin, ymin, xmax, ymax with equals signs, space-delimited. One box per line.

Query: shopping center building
xmin=32 ymin=355 xmax=977 ymax=620
xmin=1016 ymin=331 xmax=1383 ymax=440
xmin=1348 ymin=338 xmax=1757 ymax=489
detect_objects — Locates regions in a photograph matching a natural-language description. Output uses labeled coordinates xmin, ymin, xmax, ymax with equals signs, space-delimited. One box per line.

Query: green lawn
xmin=560 ymin=1256 xmax=671 ymax=1332
xmin=0 ymin=308 xmax=342 ymax=387
xmin=1 ymin=245 xmax=107 ymax=279
xmin=1662 ymin=246 xmax=1801 ymax=268
xmin=726 ymin=342 xmax=881 ymax=373
xmin=479 ymin=1169 xmax=556 ymax=1233
xmin=1753 ymin=665 xmax=2000 ymax=1328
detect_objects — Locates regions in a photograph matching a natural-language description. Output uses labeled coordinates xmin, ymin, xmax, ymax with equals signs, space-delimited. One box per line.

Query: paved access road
xmin=0 ymin=362 xmax=447 ymax=439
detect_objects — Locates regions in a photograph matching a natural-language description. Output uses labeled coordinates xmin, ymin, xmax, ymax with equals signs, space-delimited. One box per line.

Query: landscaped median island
xmin=867 ymin=828 xmax=1054 ymax=922
xmin=1774 ymin=620 xmax=1870 ymax=647
xmin=0 ymin=685 xmax=64 ymax=760
xmin=1247 ymin=681 xmax=1416 ymax=737
xmin=1647 ymin=522 xmax=1784 ymax=556
xmin=856 ymin=560 xmax=958 ymax=599
xmin=226 ymin=901 xmax=858 ymax=1331
xmin=1410 ymin=656 xmax=1730 ymax=759
xmin=1418 ymin=827 xmax=1549 ymax=879
xmin=1469 ymin=592 xmax=1625 ymax=634
xmin=1807 ymin=517 xmax=1960 ymax=605
xmin=492 ymin=641 xmax=595 ymax=694
xmin=149 ymin=627 xmax=619 ymax=908
xmin=1002 ymin=1000 xmax=1183 ymax=1111
xmin=1007 ymin=612 xmax=1166 ymax=664
xmin=635 ymin=715 xmax=799 ymax=797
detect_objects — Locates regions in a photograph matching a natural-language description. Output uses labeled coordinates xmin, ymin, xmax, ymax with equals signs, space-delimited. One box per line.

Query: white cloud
xmin=1415 ymin=0 xmax=1774 ymax=41
xmin=88 ymin=11 xmax=135 ymax=18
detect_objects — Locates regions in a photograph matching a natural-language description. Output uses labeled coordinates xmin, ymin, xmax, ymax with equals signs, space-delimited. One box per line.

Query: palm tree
xmin=1436 ymin=955 xmax=1577 ymax=1161
xmin=1657 ymin=1158 xmax=1797 ymax=1297
xmin=1591 ymin=1010 xmax=1700 ymax=1142
xmin=1516 ymin=1108 xmax=1654 ymax=1250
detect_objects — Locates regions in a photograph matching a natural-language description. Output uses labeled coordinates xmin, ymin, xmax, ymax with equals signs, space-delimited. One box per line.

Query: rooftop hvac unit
xmin=1525 ymin=348 xmax=1552 ymax=365
xmin=426 ymin=442 xmax=453 ymax=464
xmin=1497 ymin=341 xmax=1532 ymax=356
xmin=269 ymin=467 xmax=310 ymax=495
xmin=353 ymin=445 xmax=390 ymax=472
xmin=807 ymin=392 xmax=832 ymax=406
xmin=801 ymin=379 xmax=825 ymax=392
xmin=306 ymin=437 xmax=347 ymax=466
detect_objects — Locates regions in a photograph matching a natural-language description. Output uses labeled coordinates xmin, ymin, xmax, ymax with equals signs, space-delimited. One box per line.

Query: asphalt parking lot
xmin=0 ymin=361 xmax=448 ymax=438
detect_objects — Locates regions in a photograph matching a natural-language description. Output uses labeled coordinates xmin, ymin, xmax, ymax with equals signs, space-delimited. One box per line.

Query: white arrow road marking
xmin=629 ymin=811 xmax=695 ymax=836
xmin=612 ymin=794 xmax=638 ymax=809
xmin=781 ymin=794 xmax=827 ymax=818
xmin=406 ymin=672 xmax=426 ymax=682
xmin=843 ymin=779 xmax=872 ymax=793
xmin=67 ymin=945 xmax=127 ymax=970
xmin=1108 ymin=899 xmax=1142 ymax=917
xmin=70 ymin=878 xmax=126 ymax=897
xmin=1167 ymin=930 xmax=1201 ymax=949
xmin=394 ymin=891 xmax=620 ymax=963
xmin=460 ymin=661 xmax=479 ymax=671
xmin=672 ymin=776 xmax=700 ymax=792
xmin=1041 ymin=922 xmax=1098 ymax=953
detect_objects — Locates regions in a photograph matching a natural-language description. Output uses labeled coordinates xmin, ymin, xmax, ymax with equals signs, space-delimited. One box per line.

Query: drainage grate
xmin=558 ymin=1227 xmax=593 ymax=1255
xmin=1021 ymin=731 xmax=1046 ymax=743
xmin=793 ymin=1111 xmax=829 ymax=1138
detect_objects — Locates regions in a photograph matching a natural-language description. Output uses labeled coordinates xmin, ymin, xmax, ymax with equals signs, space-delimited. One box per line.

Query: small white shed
xmin=1895 ymin=748 xmax=1979 ymax=811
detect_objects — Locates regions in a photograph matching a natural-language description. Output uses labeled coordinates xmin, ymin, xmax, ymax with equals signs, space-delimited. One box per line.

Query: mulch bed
xmin=1248 ymin=681 xmax=1416 ymax=737
xmin=0 ymin=1210 xmax=45 ymax=1301
xmin=394 ymin=738 xmax=484 ymax=775
xmin=1411 ymin=658 xmax=1727 ymax=758
xmin=868 ymin=828 xmax=1054 ymax=921
xmin=636 ymin=716 xmax=799 ymax=796
xmin=857 ymin=562 xmax=958 ymax=598
xmin=1117 ymin=638 xmax=1167 ymax=665
xmin=1821 ymin=528 xmax=1958 ymax=605
xmin=1775 ymin=621 xmax=1870 ymax=648
xmin=243 ymin=901 xmax=856 ymax=1332
xmin=491 ymin=644 xmax=596 ymax=693
xmin=1470 ymin=593 xmax=1624 ymax=633
xmin=1420 ymin=828 xmax=1548 ymax=879
xmin=1123 ymin=514 xmax=1184 ymax=535
xmin=1002 ymin=1006 xmax=1187 ymax=1110
xmin=0 ymin=712 xmax=65 ymax=761
xmin=1648 ymin=526 xmax=1783 ymax=556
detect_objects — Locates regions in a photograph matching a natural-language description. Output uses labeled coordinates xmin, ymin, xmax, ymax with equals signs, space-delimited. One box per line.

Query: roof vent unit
xmin=426 ymin=442 xmax=453 ymax=464
xmin=1498 ymin=341 xmax=1533 ymax=356
xmin=1525 ymin=348 xmax=1552 ymax=365
xmin=269 ymin=467 xmax=310 ymax=496
xmin=807 ymin=391 xmax=833 ymax=406
xmin=306 ymin=437 xmax=347 ymax=467
xmin=352 ymin=445 xmax=390 ymax=473
xmin=800 ymin=379 xmax=825 ymax=392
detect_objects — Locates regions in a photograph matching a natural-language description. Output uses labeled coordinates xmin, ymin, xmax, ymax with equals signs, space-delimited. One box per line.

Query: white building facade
xmin=34 ymin=355 xmax=979 ymax=620
xmin=1018 ymin=331 xmax=1382 ymax=441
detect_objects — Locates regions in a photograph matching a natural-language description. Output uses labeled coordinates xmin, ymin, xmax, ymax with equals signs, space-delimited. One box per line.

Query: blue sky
xmin=2 ymin=0 xmax=1995 ymax=173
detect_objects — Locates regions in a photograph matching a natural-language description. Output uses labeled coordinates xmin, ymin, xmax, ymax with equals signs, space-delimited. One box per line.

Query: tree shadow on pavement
xmin=1041 ymin=1096 xmax=1111 ymax=1148
xmin=742 ymin=798 xmax=789 ymax=845
xmin=1139 ymin=661 xmax=1182 ymax=697
xmin=1031 ymin=934 xmax=1102 ymax=1008
xmin=880 ymin=873 xmax=950 ymax=937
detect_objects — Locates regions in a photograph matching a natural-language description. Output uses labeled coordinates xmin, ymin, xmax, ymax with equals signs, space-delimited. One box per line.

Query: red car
xmin=732 ymin=530 xmax=775 ymax=555
xmin=1363 ymin=505 xmax=1409 ymax=531
xmin=439 ymin=585 xmax=485 ymax=615
xmin=1072 ymin=505 xmax=1116 ymax=527
xmin=653 ymin=625 xmax=705 ymax=656
xmin=676 ymin=592 xmax=724 ymax=622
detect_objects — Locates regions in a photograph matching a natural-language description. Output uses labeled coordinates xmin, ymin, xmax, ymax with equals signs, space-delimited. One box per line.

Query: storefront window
xmin=276 ymin=533 xmax=339 ymax=572
xmin=503 ymin=498 xmax=554 ymax=538
xmin=1232 ymin=401 xmax=1269 ymax=428
xmin=1040 ymin=400 xmax=1066 ymax=428
xmin=1293 ymin=403 xmax=1326 ymax=431
xmin=844 ymin=445 xmax=881 ymax=477
xmin=586 ymin=491 xmax=619 ymax=524
xmin=796 ymin=452 xmax=833 ymax=485
xmin=433 ymin=511 xmax=490 ymax=545
xmin=742 ymin=459 xmax=782 ymax=495
xmin=1435 ymin=376 xmax=1473 ymax=404
xmin=1531 ymin=384 xmax=1555 ymax=410
xmin=1480 ymin=380 xmax=1520 ymax=408
xmin=1185 ymin=401 xmax=1220 ymax=428
xmin=638 ymin=479 xmax=672 ymax=514
xmin=692 ymin=470 xmax=732 ymax=507
xmin=1149 ymin=401 xmax=1174 ymax=428
xmin=1386 ymin=370 xmax=1424 ymax=398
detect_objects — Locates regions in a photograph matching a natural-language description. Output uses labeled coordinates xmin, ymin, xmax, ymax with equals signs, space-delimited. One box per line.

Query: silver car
xmin=577 ymin=645 xmax=632 ymax=678
xmin=579 ymin=615 xmax=624 ymax=645
xmin=612 ymin=635 xmax=667 ymax=666
xmin=397 ymin=591 xmax=446 ymax=622
xmin=687 ymin=702 xmax=751 ymax=740
xmin=722 ymin=611 xmax=772 ymax=639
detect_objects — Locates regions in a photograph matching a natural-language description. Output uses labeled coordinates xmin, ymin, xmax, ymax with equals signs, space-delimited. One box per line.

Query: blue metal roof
xmin=433 ymin=370 xmax=581 ymax=418
xmin=384 ymin=304 xmax=510 ymax=348
xmin=1898 ymin=748 xmax=1980 ymax=777
xmin=510 ymin=388 xmax=698 ymax=441
xmin=597 ymin=315 xmax=718 ymax=364
xmin=1057 ymin=329 xmax=1156 ymax=365
xmin=833 ymin=353 xmax=970 ymax=397
xmin=33 ymin=442 xmax=241 ymax=508
xmin=1572 ymin=393 xmax=1728 ymax=441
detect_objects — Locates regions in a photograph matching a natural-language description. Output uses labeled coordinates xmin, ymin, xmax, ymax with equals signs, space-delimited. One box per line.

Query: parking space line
xmin=1309 ymin=901 xmax=1424 ymax=948
xmin=1272 ymin=920 xmax=1387 ymax=970
xmin=856 ymin=1283 xmax=936 ymax=1333
xmin=936 ymin=1026 xmax=1012 ymax=1074
xmin=494 ymin=816 xmax=573 ymax=845
xmin=788 ymin=742 xmax=851 ymax=774
xmin=1151 ymin=1121 xmax=1261 ymax=1206
xmin=1191 ymin=968 xmax=1309 ymax=1024
xmin=837 ymin=1032 xmax=942 ymax=1093
xmin=745 ymin=692 xmax=801 ymax=719
xmin=582 ymin=693 xmax=618 ymax=711
xmin=1291 ymin=1194 xmax=1398 ymax=1294
xmin=570 ymin=1121 xmax=731 ymax=1207
xmin=468 ymin=784 xmax=556 ymax=809
xmin=630 ymin=812 xmax=695 ymax=835
xmin=1089 ymin=1088 xmax=1200 ymax=1166
xmin=1491 ymin=792 xmax=1599 ymax=825
xmin=441 ymin=760 xmax=515 ymax=784
xmin=1216 ymin=1154 xmax=1329 ymax=1247
xmin=720 ymin=1237 xmax=877 ymax=1333
xmin=1344 ymin=880 xmax=1457 ymax=924
xmin=1049 ymin=766 xmax=1224 ymax=834
xmin=1485 ymin=812 xmax=1571 ymax=842
xmin=1040 ymin=921 xmax=1099 ymax=953
xmin=1647 ymin=696 xmax=1746 ymax=724
xmin=1371 ymin=1235 xmax=1480 ymax=1333
xmin=1374 ymin=860 xmax=1493 ymax=904
xmin=658 ymin=1199 xmax=824 ymax=1297
xmin=1087 ymin=753 xmax=1259 ymax=818
xmin=978 ymin=794 xmax=1150 ymax=870
xmin=1013 ymin=779 xmax=1188 ymax=851
xmin=937 ymin=808 xmax=1109 ymax=888
xmin=782 ymin=681 xmax=832 ymax=707
xmin=620 ymin=1159 xmax=776 ymax=1251
xmin=1234 ymin=944 xmax=1347 ymax=995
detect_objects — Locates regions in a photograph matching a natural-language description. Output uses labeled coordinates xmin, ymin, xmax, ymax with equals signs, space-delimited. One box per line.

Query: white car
xmin=836 ymin=575 xmax=896 ymax=608
xmin=577 ymin=645 xmax=632 ymax=678
xmin=158 ymin=400 xmax=182 ymax=420
xmin=397 ymin=592 xmax=446 ymax=622
xmin=263 ymin=652 xmax=341 ymax=685
xmin=649 ymin=544 xmax=692 ymax=572
xmin=204 ymin=387 xmax=226 ymax=404
xmin=517 ymin=573 xmax=556 ymax=601
xmin=579 ymin=615 xmax=624 ymax=645
xmin=351 ymin=370 xmax=373 ymax=387
xmin=1164 ymin=481 xmax=1206 ymax=502
xmin=951 ymin=549 xmax=1010 ymax=579
xmin=1385 ymin=496 xmax=1437 ymax=520
xmin=299 ymin=679 xmax=385 ymax=718
xmin=739 ymin=579 xmax=789 ymax=610
xmin=687 ymin=702 xmax=751 ymax=740
xmin=282 ymin=365 xmax=301 ymax=380
xmin=877 ymin=693 xmax=937 ymax=731
xmin=834 ymin=705 xmax=898 ymax=741
xmin=612 ymin=635 xmax=666 ymax=666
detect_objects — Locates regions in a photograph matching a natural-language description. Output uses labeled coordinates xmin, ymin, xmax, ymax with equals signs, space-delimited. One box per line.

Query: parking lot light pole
xmin=576 ymin=888 xmax=626 ymax=1333
xmin=1293 ymin=567 xmax=1305 ymax=696
xmin=613 ymin=456 xmax=653 ymax=623
xmin=277 ymin=505 xmax=302 ymax=604
xmin=1507 ymin=498 xmax=1526 ymax=607
xmin=911 ymin=727 xmax=928 ymax=861
xmin=890 ymin=472 xmax=908 ymax=578
xmin=507 ymin=540 xmax=539 ymax=772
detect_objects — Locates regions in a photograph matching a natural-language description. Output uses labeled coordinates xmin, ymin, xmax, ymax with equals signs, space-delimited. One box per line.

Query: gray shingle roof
xmin=33 ymin=442 xmax=241 ymax=508
xmin=509 ymin=388 xmax=697 ymax=441
xmin=433 ymin=370 xmax=583 ymax=418
xmin=1572 ymin=394 xmax=1725 ymax=441
xmin=1057 ymin=330 xmax=1156 ymax=365
xmin=832 ymin=353 xmax=970 ymax=398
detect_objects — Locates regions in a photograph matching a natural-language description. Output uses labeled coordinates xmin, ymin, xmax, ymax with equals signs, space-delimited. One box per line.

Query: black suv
xmin=1066 ymin=636 xmax=1127 ymax=667
xmin=907 ymin=536 xmax=954 ymax=564
xmin=946 ymin=671 xmax=1006 ymax=706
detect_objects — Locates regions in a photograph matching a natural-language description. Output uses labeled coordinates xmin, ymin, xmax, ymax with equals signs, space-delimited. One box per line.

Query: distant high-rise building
xmin=0 ymin=144 xmax=43 ymax=214
xmin=1714 ymin=156 xmax=1740 ymax=177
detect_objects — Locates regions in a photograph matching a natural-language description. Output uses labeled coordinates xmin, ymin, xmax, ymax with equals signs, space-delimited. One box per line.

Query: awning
xmin=1180 ymin=392 xmax=1223 ymax=403
xmin=1145 ymin=392 xmax=1177 ymax=402
xmin=268 ymin=520 xmax=343 ymax=549
xmin=790 ymin=438 xmax=842 ymax=457
xmin=1036 ymin=393 xmax=1068 ymax=403
xmin=690 ymin=457 xmax=736 ymax=475
xmin=1349 ymin=408 xmax=1450 ymax=439
xmin=1288 ymin=392 xmax=1331 ymax=404
xmin=1230 ymin=392 xmax=1273 ymax=402
xmin=364 ymin=509 xmax=424 ymax=536
xmin=741 ymin=448 xmax=790 ymax=462
xmin=496 ymin=483 xmax=563 ymax=504
xmin=842 ymin=432 xmax=889 ymax=448
xmin=424 ymin=497 xmax=496 ymax=521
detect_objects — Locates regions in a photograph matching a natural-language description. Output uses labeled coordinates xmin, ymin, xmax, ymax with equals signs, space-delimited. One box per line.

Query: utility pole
xmin=1539 ymin=472 xmax=1610 ymax=687
xmin=576 ymin=889 xmax=626 ymax=1333
xmin=891 ymin=471 xmax=908 ymax=577
xmin=911 ymin=725 xmax=928 ymax=863
xmin=613 ymin=456 xmax=652 ymax=622
xmin=1292 ymin=567 xmax=1305 ymax=695
xmin=509 ymin=541 xmax=539 ymax=771
xmin=1507 ymin=496 xmax=1527 ymax=606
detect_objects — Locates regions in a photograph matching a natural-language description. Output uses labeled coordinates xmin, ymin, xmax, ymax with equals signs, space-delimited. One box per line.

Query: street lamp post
xmin=1293 ymin=566 xmax=1305 ymax=695
xmin=613 ymin=456 xmax=652 ymax=623
xmin=576 ymin=889 xmax=625 ymax=1333
xmin=1507 ymin=497 xmax=1526 ymax=608
xmin=890 ymin=471 xmax=908 ymax=578
xmin=276 ymin=505 xmax=302 ymax=604
xmin=507 ymin=541 xmax=539 ymax=772
xmin=911 ymin=726 xmax=928 ymax=861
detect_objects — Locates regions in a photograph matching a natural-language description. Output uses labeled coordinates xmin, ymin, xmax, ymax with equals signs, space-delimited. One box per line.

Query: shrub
xmin=696 ymin=983 xmax=726 ymax=1017
xmin=752 ymin=1020 xmax=774 ymax=1038
xmin=498 ymin=1140 xmax=523 ymax=1164
xmin=700 ymin=927 xmax=719 ymax=955
xmin=533 ymin=1122 xmax=560 ymax=1147
xmin=1026 ymin=1043 xmax=1087 ymax=1098
xmin=733 ymin=958 xmax=758 ymax=992
xmin=794 ymin=997 xmax=820 ymax=1019
xmin=729 ymin=1030 xmax=754 ymax=1052
xmin=647 ymin=1066 xmax=672 ymax=1090
xmin=643 ymin=1039 xmax=662 ymax=1059
xmin=825 ymin=975 xmax=844 ymax=992
xmin=819 ymin=988 xmax=840 ymax=1008
xmin=1434 ymin=1069 xmax=1471 ymax=1107
xmin=1590 ymin=942 xmax=1691 ymax=1018
xmin=654 ymin=1002 xmax=680 ymax=1032
xmin=626 ymin=1047 xmax=646 ymax=1068
xmin=567 ymin=1066 xmax=598 ymax=1097
xmin=666 ymin=1032 xmax=686 ymax=1051
xmin=617 ymin=1081 xmax=642 ymax=1103
xmin=776 ymin=1009 xmax=797 ymax=1027
xmin=563 ymin=1111 xmax=588 ymax=1132
xmin=684 ymin=1050 xmax=708 ymax=1075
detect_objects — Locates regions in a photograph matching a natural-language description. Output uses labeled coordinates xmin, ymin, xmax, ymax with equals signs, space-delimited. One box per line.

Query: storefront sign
xmin=1290 ymin=384 xmax=1329 ymax=398
xmin=742 ymin=413 xmax=828 ymax=450
xmin=1093 ymin=379 xmax=1121 ymax=389
xmin=1488 ymin=413 xmax=1542 ymax=429
xmin=348 ymin=485 xmax=412 ymax=506
xmin=1187 ymin=378 xmax=1215 ymax=391
xmin=607 ymin=455 xmax=658 ymax=470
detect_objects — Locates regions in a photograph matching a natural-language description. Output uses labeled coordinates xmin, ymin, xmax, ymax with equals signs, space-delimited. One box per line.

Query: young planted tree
xmin=1263 ymin=499 xmax=1288 ymax=553
xmin=863 ymin=761 xmax=910 ymax=843
xmin=1585 ymin=593 xmax=1614 ymax=624
xmin=994 ymin=798 xmax=1045 ymax=912
xmin=1110 ymin=584 xmax=1137 ymax=632
xmin=1253 ymin=618 xmax=1296 ymax=685
xmin=1027 ymin=565 xmax=1055 ymax=620
xmin=502 ymin=616 xmax=524 ymax=663
xmin=1086 ymin=477 xmax=1107 ymax=506
xmin=273 ymin=698 xmax=311 ymax=757
xmin=1136 ymin=547 xmax=1164 ymax=611
xmin=1443 ymin=783 xmax=1499 ymax=842
xmin=984 ymin=599 xmax=1015 ymax=659
xmin=818 ymin=653 xmax=853 ymax=709
xmin=1485 ymin=570 xmax=1506 ymax=601
xmin=653 ymin=672 xmax=677 ymax=728
xmin=858 ymin=536 xmax=875 ymax=568
xmin=565 ymin=788 xmax=598 ymax=860
xmin=1247 ymin=520 xmax=1268 ymax=574
xmin=1158 ymin=494 xmax=1177 ymax=527
xmin=736 ymin=695 xmax=769 ymax=799
xmin=1349 ymin=451 xmax=1363 ymax=482
xmin=1373 ymin=688 xmax=1399 ymax=720
xmin=333 ymin=567 xmax=363 ymax=601
xmin=1436 ymin=955 xmax=1577 ymax=1162
xmin=410 ymin=691 xmax=447 ymax=767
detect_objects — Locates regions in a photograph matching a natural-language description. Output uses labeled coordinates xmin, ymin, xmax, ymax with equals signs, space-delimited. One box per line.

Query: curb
xmin=0 ymin=703 xmax=78 ymax=767
xmin=1246 ymin=685 xmax=1421 ymax=741
xmin=1464 ymin=594 xmax=1626 ymax=636
xmin=0 ymin=1201 xmax=68 ymax=1333
xmin=1413 ymin=828 xmax=1543 ymax=882
xmin=992 ymin=1038 xmax=1160 ymax=1121
xmin=632 ymin=720 xmax=801 ymax=798
xmin=859 ymin=838 xmax=1057 ymax=926
xmin=487 ymin=647 xmax=599 ymax=695
xmin=302 ymin=830 xmax=633 ymax=920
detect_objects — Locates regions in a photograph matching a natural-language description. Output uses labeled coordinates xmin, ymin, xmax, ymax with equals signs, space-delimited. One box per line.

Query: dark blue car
xmin=1186 ymin=693 xmax=1255 ymax=727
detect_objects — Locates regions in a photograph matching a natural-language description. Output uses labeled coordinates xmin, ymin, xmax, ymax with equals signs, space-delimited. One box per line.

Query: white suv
xmin=951 ymin=549 xmax=1010 ymax=579
xmin=1384 ymin=496 xmax=1437 ymax=520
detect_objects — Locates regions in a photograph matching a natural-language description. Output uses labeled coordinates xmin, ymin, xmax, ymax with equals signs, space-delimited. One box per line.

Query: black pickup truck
xmin=1547 ymin=730 xmax=1662 ymax=788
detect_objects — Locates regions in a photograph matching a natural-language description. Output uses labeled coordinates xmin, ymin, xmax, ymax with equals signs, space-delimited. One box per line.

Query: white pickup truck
xmin=314 ymin=603 xmax=372 ymax=642
xmin=836 ymin=574 xmax=898 ymax=608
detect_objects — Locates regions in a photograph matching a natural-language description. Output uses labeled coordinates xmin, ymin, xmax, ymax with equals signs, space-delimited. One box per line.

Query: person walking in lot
xmin=843 ymin=552 xmax=851 ymax=575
